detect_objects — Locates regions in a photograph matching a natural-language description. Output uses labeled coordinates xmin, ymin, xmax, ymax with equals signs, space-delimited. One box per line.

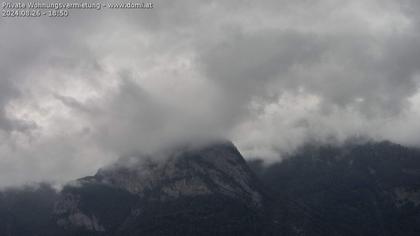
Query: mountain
xmin=53 ymin=141 xmax=268 ymax=236
xmin=250 ymin=141 xmax=420 ymax=236
xmin=0 ymin=184 xmax=59 ymax=236
xmin=1 ymin=140 xmax=420 ymax=235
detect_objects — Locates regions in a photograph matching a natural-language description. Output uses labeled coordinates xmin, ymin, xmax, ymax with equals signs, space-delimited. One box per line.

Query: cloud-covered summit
xmin=1 ymin=0 xmax=420 ymax=186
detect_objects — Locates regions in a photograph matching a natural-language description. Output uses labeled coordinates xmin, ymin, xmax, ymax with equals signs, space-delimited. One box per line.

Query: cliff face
xmin=94 ymin=141 xmax=263 ymax=205
xmin=53 ymin=141 xmax=267 ymax=236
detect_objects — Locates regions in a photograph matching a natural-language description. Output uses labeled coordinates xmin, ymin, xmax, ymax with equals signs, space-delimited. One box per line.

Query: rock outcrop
xmin=53 ymin=141 xmax=267 ymax=235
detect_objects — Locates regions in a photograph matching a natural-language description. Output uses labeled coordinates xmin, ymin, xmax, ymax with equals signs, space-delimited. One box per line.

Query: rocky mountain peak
xmin=53 ymin=141 xmax=267 ymax=235
xmin=81 ymin=141 xmax=263 ymax=205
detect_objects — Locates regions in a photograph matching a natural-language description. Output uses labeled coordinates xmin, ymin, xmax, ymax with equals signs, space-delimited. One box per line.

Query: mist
xmin=1 ymin=0 xmax=420 ymax=186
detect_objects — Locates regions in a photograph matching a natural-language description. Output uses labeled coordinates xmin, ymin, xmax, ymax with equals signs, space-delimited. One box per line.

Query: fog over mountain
xmin=1 ymin=0 xmax=420 ymax=187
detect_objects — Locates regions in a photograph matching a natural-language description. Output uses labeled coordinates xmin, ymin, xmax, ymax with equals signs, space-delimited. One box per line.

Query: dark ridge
xmin=249 ymin=141 xmax=420 ymax=236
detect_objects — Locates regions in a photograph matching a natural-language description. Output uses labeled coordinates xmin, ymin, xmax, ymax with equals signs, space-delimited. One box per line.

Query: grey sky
xmin=1 ymin=0 xmax=420 ymax=187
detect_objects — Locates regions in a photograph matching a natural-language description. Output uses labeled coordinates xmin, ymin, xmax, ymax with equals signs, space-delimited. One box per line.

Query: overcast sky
xmin=1 ymin=0 xmax=420 ymax=187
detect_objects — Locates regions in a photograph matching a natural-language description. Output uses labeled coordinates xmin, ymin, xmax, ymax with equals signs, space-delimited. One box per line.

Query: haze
xmin=1 ymin=0 xmax=420 ymax=187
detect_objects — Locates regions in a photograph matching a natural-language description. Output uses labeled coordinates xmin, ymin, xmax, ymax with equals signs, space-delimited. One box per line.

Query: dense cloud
xmin=1 ymin=0 xmax=420 ymax=186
